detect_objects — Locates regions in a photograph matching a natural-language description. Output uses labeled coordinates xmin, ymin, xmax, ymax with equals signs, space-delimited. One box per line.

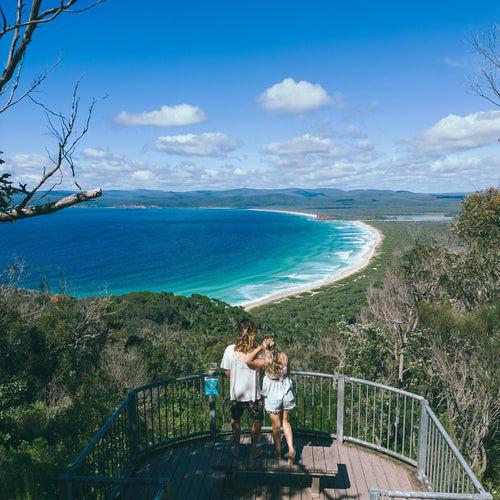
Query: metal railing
xmin=59 ymin=372 xmax=492 ymax=500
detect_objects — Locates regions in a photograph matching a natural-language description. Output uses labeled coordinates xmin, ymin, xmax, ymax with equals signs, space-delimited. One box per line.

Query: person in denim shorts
xmin=245 ymin=335 xmax=296 ymax=465
xmin=221 ymin=320 xmax=264 ymax=459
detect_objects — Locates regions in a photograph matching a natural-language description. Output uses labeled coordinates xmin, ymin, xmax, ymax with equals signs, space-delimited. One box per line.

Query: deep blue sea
xmin=0 ymin=208 xmax=377 ymax=306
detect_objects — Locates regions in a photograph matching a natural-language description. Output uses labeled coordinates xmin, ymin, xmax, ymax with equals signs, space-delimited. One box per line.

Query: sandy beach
xmin=243 ymin=218 xmax=383 ymax=310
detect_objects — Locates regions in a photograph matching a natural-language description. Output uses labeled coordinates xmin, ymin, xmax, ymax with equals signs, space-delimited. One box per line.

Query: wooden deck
xmin=128 ymin=432 xmax=425 ymax=500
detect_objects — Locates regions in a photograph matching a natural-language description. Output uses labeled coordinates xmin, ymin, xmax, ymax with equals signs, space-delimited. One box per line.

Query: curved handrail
xmin=60 ymin=371 xmax=492 ymax=500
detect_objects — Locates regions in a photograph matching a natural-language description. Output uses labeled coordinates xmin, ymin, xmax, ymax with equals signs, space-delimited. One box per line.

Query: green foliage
xmin=453 ymin=187 xmax=500 ymax=251
xmin=1 ymin=192 xmax=499 ymax=497
xmin=338 ymin=322 xmax=391 ymax=382
xmin=252 ymin=221 xmax=451 ymax=338
xmin=0 ymin=173 xmax=16 ymax=210
xmin=446 ymin=188 xmax=500 ymax=308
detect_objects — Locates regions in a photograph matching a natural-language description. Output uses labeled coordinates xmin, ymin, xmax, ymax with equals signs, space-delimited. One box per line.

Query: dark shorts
xmin=230 ymin=398 xmax=264 ymax=421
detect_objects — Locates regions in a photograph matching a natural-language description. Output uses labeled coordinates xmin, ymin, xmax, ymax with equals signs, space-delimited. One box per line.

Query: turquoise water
xmin=0 ymin=208 xmax=376 ymax=306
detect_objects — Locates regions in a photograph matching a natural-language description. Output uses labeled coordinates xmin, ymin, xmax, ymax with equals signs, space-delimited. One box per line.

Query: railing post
xmin=58 ymin=472 xmax=72 ymax=500
xmin=127 ymin=391 xmax=139 ymax=464
xmin=208 ymin=364 xmax=217 ymax=440
xmin=336 ymin=375 xmax=345 ymax=443
xmin=417 ymin=399 xmax=429 ymax=479
xmin=155 ymin=477 xmax=171 ymax=500
xmin=369 ymin=486 xmax=380 ymax=500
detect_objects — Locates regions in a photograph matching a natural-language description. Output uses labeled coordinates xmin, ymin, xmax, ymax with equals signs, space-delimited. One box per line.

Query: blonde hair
xmin=262 ymin=335 xmax=283 ymax=379
xmin=234 ymin=319 xmax=258 ymax=354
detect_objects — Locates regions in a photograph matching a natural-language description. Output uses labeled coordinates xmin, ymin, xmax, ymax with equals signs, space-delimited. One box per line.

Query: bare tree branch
xmin=0 ymin=0 xmax=106 ymax=107
xmin=0 ymin=54 xmax=62 ymax=114
xmin=469 ymin=23 xmax=500 ymax=107
xmin=0 ymin=188 xmax=102 ymax=222
xmin=0 ymin=1 xmax=107 ymax=222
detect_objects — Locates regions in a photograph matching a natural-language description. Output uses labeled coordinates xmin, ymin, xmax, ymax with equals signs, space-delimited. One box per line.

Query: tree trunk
xmin=398 ymin=352 xmax=404 ymax=382
xmin=0 ymin=188 xmax=102 ymax=223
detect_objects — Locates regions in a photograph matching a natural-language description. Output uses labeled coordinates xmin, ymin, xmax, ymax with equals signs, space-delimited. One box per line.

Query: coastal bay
xmin=243 ymin=219 xmax=383 ymax=309
xmin=0 ymin=208 xmax=378 ymax=306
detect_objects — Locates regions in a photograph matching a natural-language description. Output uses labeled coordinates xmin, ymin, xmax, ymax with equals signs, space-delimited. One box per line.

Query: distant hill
xmin=46 ymin=188 xmax=466 ymax=218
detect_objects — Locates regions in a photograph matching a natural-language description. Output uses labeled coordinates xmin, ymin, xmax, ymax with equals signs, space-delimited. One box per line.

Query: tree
xmin=452 ymin=187 xmax=500 ymax=251
xmin=470 ymin=24 xmax=500 ymax=108
xmin=0 ymin=0 xmax=106 ymax=223
xmin=421 ymin=303 xmax=500 ymax=475
xmin=447 ymin=187 xmax=500 ymax=308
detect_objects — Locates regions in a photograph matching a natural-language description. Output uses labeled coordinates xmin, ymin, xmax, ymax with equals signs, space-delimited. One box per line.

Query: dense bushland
xmin=0 ymin=189 xmax=498 ymax=499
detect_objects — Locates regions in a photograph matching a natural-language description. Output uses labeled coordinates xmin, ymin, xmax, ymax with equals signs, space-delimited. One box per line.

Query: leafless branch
xmin=0 ymin=1 xmax=106 ymax=222
xmin=469 ymin=23 xmax=500 ymax=107
xmin=0 ymin=1 xmax=106 ymax=108
xmin=0 ymin=188 xmax=102 ymax=223
xmin=0 ymin=54 xmax=62 ymax=114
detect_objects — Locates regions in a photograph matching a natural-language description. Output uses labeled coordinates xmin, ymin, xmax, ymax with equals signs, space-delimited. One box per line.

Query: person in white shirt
xmin=245 ymin=335 xmax=296 ymax=465
xmin=221 ymin=319 xmax=264 ymax=459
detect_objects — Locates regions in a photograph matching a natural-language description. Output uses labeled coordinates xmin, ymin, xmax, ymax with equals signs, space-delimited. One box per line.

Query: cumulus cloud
xmin=114 ymin=104 xmax=207 ymax=127
xmin=261 ymin=134 xmax=334 ymax=156
xmin=82 ymin=148 xmax=123 ymax=160
xmin=257 ymin=78 xmax=333 ymax=115
xmin=342 ymin=125 xmax=365 ymax=138
xmin=5 ymin=154 xmax=51 ymax=187
xmin=412 ymin=110 xmax=500 ymax=157
xmin=261 ymin=133 xmax=379 ymax=165
xmin=154 ymin=133 xmax=241 ymax=157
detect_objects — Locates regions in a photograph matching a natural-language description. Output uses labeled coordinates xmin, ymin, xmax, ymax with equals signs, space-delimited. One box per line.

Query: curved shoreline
xmin=243 ymin=218 xmax=383 ymax=311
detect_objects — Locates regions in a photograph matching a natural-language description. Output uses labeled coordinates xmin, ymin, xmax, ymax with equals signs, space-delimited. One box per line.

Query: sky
xmin=2 ymin=0 xmax=500 ymax=194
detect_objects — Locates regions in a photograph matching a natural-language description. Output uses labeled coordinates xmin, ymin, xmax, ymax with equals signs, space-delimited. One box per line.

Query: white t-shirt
xmin=221 ymin=344 xmax=261 ymax=402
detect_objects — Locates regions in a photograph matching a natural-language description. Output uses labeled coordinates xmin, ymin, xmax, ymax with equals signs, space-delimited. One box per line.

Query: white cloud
xmin=82 ymin=148 xmax=123 ymax=160
xmin=5 ymin=154 xmax=50 ymax=187
xmin=260 ymin=133 xmax=379 ymax=166
xmin=261 ymin=134 xmax=333 ymax=156
xmin=350 ymin=140 xmax=379 ymax=163
xmin=342 ymin=125 xmax=365 ymax=138
xmin=412 ymin=110 xmax=500 ymax=157
xmin=114 ymin=104 xmax=207 ymax=127
xmin=330 ymin=91 xmax=349 ymax=109
xmin=154 ymin=133 xmax=241 ymax=157
xmin=257 ymin=78 xmax=333 ymax=115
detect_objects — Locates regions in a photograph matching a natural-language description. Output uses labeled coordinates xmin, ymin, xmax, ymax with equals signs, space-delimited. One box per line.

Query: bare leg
xmin=282 ymin=410 xmax=295 ymax=465
xmin=268 ymin=412 xmax=283 ymax=459
xmin=250 ymin=418 xmax=263 ymax=459
xmin=231 ymin=418 xmax=241 ymax=458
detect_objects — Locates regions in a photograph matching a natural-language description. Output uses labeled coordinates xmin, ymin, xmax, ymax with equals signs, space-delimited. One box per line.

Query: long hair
xmin=234 ymin=319 xmax=258 ymax=354
xmin=262 ymin=335 xmax=283 ymax=379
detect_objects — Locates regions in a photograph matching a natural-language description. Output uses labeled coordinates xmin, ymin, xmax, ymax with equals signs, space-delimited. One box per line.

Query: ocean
xmin=0 ymin=208 xmax=377 ymax=306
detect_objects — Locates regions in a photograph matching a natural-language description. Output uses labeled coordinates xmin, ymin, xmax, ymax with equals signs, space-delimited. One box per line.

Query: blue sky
xmin=2 ymin=0 xmax=500 ymax=193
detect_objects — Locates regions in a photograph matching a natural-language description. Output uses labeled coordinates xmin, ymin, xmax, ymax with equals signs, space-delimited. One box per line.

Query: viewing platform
xmin=128 ymin=432 xmax=423 ymax=499
xmin=59 ymin=372 xmax=493 ymax=500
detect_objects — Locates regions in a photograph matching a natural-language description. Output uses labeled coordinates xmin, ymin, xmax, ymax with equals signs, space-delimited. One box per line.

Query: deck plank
xmin=357 ymin=445 xmax=381 ymax=492
xmin=337 ymin=442 xmax=365 ymax=499
xmin=128 ymin=433 xmax=426 ymax=499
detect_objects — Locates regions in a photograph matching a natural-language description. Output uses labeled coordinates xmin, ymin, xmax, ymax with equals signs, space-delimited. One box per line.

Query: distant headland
xmin=45 ymin=187 xmax=465 ymax=219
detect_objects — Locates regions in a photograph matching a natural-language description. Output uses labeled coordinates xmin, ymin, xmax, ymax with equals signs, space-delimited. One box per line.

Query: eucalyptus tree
xmin=0 ymin=0 xmax=106 ymax=223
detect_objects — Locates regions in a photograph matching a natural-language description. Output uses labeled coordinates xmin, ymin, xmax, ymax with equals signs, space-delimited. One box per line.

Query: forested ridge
xmin=0 ymin=188 xmax=499 ymax=499
xmin=45 ymin=187 xmax=463 ymax=217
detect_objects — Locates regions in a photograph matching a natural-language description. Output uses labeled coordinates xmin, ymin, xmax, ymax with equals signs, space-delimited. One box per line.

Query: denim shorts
xmin=264 ymin=390 xmax=296 ymax=414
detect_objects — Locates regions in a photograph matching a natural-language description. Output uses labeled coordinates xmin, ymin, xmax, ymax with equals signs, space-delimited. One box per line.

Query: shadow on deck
xmin=126 ymin=433 xmax=425 ymax=500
